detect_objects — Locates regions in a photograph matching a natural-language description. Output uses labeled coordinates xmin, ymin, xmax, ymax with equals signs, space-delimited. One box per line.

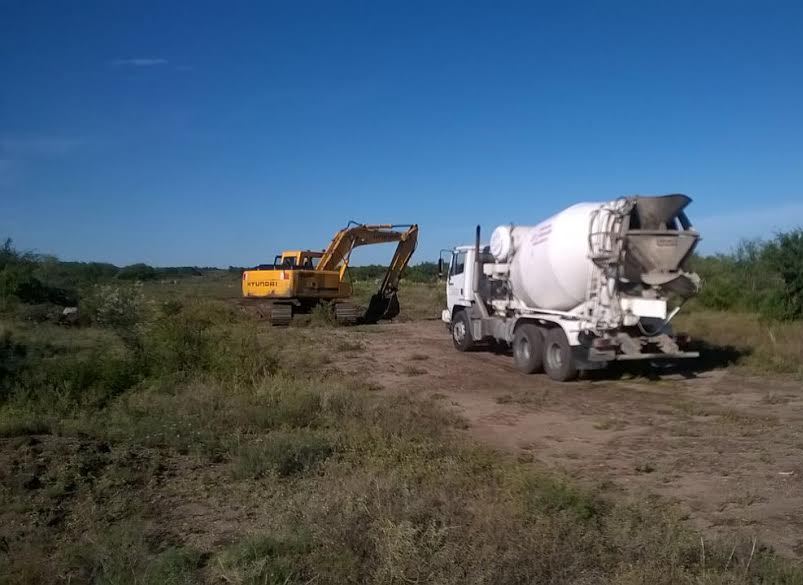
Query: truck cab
xmin=442 ymin=245 xmax=476 ymax=323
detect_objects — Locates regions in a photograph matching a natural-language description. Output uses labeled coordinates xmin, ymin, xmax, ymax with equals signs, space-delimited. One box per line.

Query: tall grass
xmin=676 ymin=309 xmax=803 ymax=376
xmin=1 ymin=288 xmax=802 ymax=583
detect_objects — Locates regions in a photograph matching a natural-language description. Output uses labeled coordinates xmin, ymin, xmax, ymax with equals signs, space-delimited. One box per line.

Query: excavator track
xmin=334 ymin=302 xmax=359 ymax=325
xmin=269 ymin=303 xmax=293 ymax=326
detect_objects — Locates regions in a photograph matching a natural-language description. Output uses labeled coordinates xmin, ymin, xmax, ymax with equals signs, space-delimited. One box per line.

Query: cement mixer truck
xmin=440 ymin=194 xmax=702 ymax=381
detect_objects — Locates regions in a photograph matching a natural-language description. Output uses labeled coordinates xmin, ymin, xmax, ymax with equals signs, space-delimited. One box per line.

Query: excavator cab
xmin=276 ymin=251 xmax=321 ymax=270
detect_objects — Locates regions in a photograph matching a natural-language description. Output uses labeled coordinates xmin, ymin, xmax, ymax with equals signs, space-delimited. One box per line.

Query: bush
xmin=762 ymin=229 xmax=803 ymax=319
xmin=82 ymin=283 xmax=145 ymax=331
xmin=235 ymin=431 xmax=334 ymax=478
xmin=213 ymin=533 xmax=312 ymax=585
xmin=0 ymin=239 xmax=76 ymax=311
xmin=116 ymin=263 xmax=158 ymax=281
xmin=11 ymin=347 xmax=142 ymax=410
xmin=691 ymin=231 xmax=803 ymax=321
xmin=0 ymin=328 xmax=27 ymax=399
xmin=140 ymin=306 xmax=278 ymax=380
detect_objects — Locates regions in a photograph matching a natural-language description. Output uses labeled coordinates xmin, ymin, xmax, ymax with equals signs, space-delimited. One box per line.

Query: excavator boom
xmin=317 ymin=223 xmax=415 ymax=273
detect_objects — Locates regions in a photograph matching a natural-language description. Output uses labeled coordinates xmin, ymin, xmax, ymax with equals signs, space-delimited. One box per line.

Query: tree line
xmin=3 ymin=231 xmax=802 ymax=320
xmin=689 ymin=229 xmax=803 ymax=320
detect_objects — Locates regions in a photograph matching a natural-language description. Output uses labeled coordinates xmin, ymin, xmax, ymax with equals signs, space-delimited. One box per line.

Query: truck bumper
xmin=587 ymin=348 xmax=699 ymax=362
xmin=613 ymin=351 xmax=699 ymax=361
xmin=441 ymin=309 xmax=451 ymax=324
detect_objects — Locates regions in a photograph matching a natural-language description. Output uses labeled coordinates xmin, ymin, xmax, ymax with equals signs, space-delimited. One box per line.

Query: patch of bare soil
xmin=331 ymin=320 xmax=803 ymax=559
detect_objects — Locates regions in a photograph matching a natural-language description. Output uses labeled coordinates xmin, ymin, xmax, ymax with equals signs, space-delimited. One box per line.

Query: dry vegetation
xmin=1 ymin=262 xmax=803 ymax=582
xmin=676 ymin=308 xmax=803 ymax=377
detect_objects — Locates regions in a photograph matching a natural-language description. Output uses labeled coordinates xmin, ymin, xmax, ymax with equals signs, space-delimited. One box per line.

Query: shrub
xmin=140 ymin=307 xmax=278 ymax=381
xmin=235 ymin=431 xmax=334 ymax=478
xmin=309 ymin=303 xmax=337 ymax=327
xmin=213 ymin=533 xmax=312 ymax=585
xmin=141 ymin=311 xmax=216 ymax=375
xmin=762 ymin=229 xmax=803 ymax=319
xmin=11 ymin=347 xmax=141 ymax=410
xmin=0 ymin=328 xmax=27 ymax=397
xmin=0 ymin=239 xmax=76 ymax=311
xmin=83 ymin=283 xmax=145 ymax=331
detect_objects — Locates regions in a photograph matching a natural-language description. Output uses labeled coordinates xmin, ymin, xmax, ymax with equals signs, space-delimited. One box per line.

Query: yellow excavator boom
xmin=317 ymin=223 xmax=415 ymax=272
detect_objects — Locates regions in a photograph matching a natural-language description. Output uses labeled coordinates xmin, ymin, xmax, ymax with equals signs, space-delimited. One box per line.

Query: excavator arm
xmin=317 ymin=222 xmax=419 ymax=323
xmin=317 ymin=223 xmax=413 ymax=272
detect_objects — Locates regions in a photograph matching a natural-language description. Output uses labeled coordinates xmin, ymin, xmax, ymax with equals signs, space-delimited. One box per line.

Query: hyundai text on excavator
xmin=241 ymin=222 xmax=419 ymax=325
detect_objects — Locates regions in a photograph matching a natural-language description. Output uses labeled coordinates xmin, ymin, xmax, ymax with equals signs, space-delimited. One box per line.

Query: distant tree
xmin=762 ymin=229 xmax=803 ymax=320
xmin=0 ymin=238 xmax=49 ymax=309
xmin=117 ymin=263 xmax=158 ymax=281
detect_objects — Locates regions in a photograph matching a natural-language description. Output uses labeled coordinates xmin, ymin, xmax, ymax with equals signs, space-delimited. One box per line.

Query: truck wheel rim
xmin=547 ymin=343 xmax=562 ymax=369
xmin=453 ymin=322 xmax=466 ymax=343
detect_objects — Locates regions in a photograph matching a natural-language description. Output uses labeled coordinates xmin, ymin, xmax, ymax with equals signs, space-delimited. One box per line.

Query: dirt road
xmin=331 ymin=320 xmax=803 ymax=558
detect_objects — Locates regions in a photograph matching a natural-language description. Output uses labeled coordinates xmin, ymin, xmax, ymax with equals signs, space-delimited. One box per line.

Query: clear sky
xmin=2 ymin=1 xmax=802 ymax=267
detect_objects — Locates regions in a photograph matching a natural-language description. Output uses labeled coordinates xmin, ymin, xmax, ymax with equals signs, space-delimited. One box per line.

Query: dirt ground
xmin=331 ymin=320 xmax=803 ymax=559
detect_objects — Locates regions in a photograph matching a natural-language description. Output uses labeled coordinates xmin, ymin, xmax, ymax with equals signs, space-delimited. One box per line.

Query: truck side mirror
xmin=437 ymin=257 xmax=444 ymax=278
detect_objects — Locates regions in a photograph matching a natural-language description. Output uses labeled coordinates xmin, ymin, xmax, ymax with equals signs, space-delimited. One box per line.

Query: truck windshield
xmin=451 ymin=252 xmax=466 ymax=276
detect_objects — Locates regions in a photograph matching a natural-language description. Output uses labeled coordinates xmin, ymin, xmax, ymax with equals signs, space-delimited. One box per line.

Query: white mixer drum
xmin=492 ymin=202 xmax=602 ymax=311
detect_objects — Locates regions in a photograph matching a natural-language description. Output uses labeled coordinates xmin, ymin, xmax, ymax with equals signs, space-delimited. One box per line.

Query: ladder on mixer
xmin=585 ymin=200 xmax=631 ymax=329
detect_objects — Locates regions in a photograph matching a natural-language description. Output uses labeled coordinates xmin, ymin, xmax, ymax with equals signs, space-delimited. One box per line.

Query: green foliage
xmin=3 ymin=235 xmax=803 ymax=584
xmin=68 ymin=523 xmax=202 ymax=585
xmin=762 ymin=229 xmax=803 ymax=319
xmin=10 ymin=347 xmax=141 ymax=410
xmin=0 ymin=238 xmax=76 ymax=310
xmin=235 ymin=430 xmax=334 ymax=478
xmin=0 ymin=328 xmax=27 ymax=393
xmin=692 ymin=230 xmax=803 ymax=321
xmin=82 ymin=283 xmax=146 ymax=331
xmin=349 ymin=261 xmax=438 ymax=283
xmin=116 ymin=262 xmax=158 ymax=281
xmin=308 ymin=302 xmax=337 ymax=327
xmin=214 ymin=533 xmax=312 ymax=585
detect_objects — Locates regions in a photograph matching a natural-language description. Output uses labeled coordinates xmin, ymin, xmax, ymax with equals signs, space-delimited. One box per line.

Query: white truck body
xmin=441 ymin=194 xmax=702 ymax=381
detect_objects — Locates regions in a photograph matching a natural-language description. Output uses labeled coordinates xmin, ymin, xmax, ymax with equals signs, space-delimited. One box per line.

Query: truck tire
xmin=451 ymin=310 xmax=474 ymax=352
xmin=543 ymin=328 xmax=578 ymax=382
xmin=513 ymin=323 xmax=544 ymax=374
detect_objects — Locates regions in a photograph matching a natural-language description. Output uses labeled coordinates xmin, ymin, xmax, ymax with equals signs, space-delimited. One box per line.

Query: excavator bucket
xmin=363 ymin=291 xmax=401 ymax=324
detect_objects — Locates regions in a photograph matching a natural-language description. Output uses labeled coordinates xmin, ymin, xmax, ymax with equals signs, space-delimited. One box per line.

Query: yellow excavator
xmin=241 ymin=222 xmax=419 ymax=325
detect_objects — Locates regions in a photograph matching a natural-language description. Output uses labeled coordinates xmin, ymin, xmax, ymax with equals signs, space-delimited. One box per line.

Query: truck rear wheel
xmin=513 ymin=323 xmax=544 ymax=374
xmin=543 ymin=328 xmax=578 ymax=382
xmin=451 ymin=310 xmax=474 ymax=352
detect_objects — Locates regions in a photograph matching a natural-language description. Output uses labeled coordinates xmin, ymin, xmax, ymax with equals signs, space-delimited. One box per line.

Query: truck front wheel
xmin=451 ymin=310 xmax=474 ymax=352
xmin=543 ymin=328 xmax=579 ymax=382
xmin=513 ymin=323 xmax=544 ymax=374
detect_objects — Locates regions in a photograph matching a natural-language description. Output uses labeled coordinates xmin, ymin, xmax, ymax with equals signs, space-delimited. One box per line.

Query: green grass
xmin=1 ymin=286 xmax=802 ymax=584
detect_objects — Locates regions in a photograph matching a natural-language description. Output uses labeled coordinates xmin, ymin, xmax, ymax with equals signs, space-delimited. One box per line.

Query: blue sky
xmin=1 ymin=1 xmax=802 ymax=267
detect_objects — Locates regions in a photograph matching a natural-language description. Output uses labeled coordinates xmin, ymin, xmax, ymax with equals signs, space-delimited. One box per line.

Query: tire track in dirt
xmin=332 ymin=320 xmax=803 ymax=559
